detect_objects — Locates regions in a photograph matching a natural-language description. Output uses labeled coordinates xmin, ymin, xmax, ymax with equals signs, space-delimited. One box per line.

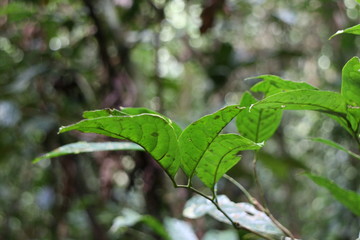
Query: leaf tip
xmin=329 ymin=30 xmax=344 ymax=40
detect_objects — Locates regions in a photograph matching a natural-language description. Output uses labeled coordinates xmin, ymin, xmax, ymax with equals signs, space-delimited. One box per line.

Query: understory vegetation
xmin=1 ymin=0 xmax=360 ymax=239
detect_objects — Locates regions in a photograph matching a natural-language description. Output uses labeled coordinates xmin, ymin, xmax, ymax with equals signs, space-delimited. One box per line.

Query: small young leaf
xmin=195 ymin=134 xmax=262 ymax=189
xmin=342 ymin=57 xmax=360 ymax=106
xmin=178 ymin=105 xmax=242 ymax=179
xmin=306 ymin=174 xmax=360 ymax=216
xmin=59 ymin=114 xmax=180 ymax=179
xmin=310 ymin=138 xmax=360 ymax=160
xmin=249 ymin=75 xmax=317 ymax=97
xmin=252 ymin=90 xmax=348 ymax=116
xmin=183 ymin=195 xmax=283 ymax=238
xmin=33 ymin=141 xmax=144 ymax=163
xmin=329 ymin=24 xmax=360 ymax=39
xmin=236 ymin=92 xmax=282 ymax=142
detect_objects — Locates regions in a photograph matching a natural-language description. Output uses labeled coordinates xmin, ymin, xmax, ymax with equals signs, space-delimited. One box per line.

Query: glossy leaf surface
xmin=178 ymin=105 xmax=242 ymax=178
xmin=236 ymin=92 xmax=282 ymax=142
xmin=59 ymin=114 xmax=180 ymax=179
xmin=306 ymin=174 xmax=360 ymax=216
xmin=183 ymin=195 xmax=283 ymax=238
xmin=196 ymin=134 xmax=262 ymax=189
xmin=250 ymin=75 xmax=316 ymax=97
xmin=33 ymin=141 xmax=144 ymax=163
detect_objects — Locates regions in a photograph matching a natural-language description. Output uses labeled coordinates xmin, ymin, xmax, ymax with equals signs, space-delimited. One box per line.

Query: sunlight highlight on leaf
xmin=329 ymin=24 xmax=360 ymax=39
xmin=33 ymin=141 xmax=144 ymax=163
xmin=59 ymin=114 xmax=180 ymax=179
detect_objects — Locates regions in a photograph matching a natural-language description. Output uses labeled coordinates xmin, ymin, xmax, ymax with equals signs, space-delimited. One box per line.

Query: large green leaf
xmin=59 ymin=114 xmax=180 ymax=179
xmin=342 ymin=57 xmax=360 ymax=106
xmin=329 ymin=24 xmax=360 ymax=39
xmin=310 ymin=138 xmax=360 ymax=160
xmin=178 ymin=105 xmax=242 ymax=179
xmin=33 ymin=141 xmax=144 ymax=163
xmin=195 ymin=134 xmax=262 ymax=189
xmin=306 ymin=174 xmax=360 ymax=216
xmin=83 ymin=107 xmax=183 ymax=137
xmin=249 ymin=75 xmax=317 ymax=97
xmin=183 ymin=195 xmax=284 ymax=239
xmin=252 ymin=90 xmax=348 ymax=116
xmin=236 ymin=92 xmax=282 ymax=142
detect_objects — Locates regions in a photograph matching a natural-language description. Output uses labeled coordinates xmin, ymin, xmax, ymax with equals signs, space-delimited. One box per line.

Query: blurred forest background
xmin=0 ymin=0 xmax=360 ymax=239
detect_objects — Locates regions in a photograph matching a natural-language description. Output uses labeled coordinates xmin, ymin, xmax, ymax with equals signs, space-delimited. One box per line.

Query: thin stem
xmin=253 ymin=151 xmax=267 ymax=208
xmin=223 ymin=174 xmax=254 ymax=202
xmin=252 ymin=151 xmax=296 ymax=239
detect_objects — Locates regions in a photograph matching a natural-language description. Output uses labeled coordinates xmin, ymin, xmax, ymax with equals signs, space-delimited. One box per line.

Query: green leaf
xmin=342 ymin=57 xmax=360 ymax=106
xmin=310 ymin=138 xmax=360 ymax=160
xmin=178 ymin=105 xmax=243 ymax=179
xmin=327 ymin=114 xmax=355 ymax=135
xmin=341 ymin=57 xmax=360 ymax=132
xmin=83 ymin=107 xmax=157 ymax=118
xmin=33 ymin=141 xmax=144 ymax=163
xmin=306 ymin=174 xmax=360 ymax=216
xmin=183 ymin=195 xmax=283 ymax=239
xmin=0 ymin=2 xmax=35 ymax=22
xmin=236 ymin=92 xmax=282 ymax=142
xmin=329 ymin=24 xmax=360 ymax=39
xmin=83 ymin=107 xmax=182 ymax=137
xmin=59 ymin=114 xmax=180 ymax=179
xmin=249 ymin=75 xmax=317 ymax=97
xmin=195 ymin=134 xmax=262 ymax=189
xmin=252 ymin=90 xmax=348 ymax=116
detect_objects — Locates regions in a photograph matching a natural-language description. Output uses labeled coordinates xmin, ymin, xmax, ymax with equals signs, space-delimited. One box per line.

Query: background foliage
xmin=0 ymin=0 xmax=359 ymax=239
